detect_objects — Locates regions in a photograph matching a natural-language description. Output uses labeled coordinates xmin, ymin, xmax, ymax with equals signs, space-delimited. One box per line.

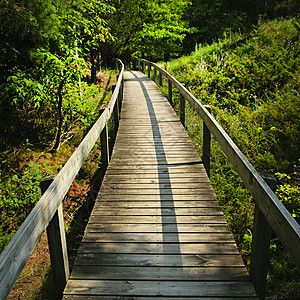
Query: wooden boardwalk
xmin=63 ymin=71 xmax=257 ymax=299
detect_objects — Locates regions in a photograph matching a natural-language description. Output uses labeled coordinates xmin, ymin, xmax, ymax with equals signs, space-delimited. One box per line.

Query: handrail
xmin=0 ymin=59 xmax=124 ymax=299
xmin=136 ymin=58 xmax=300 ymax=299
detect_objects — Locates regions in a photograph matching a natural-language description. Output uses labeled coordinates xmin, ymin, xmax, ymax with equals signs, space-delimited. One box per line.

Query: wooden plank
xmin=91 ymin=207 xmax=223 ymax=216
xmin=64 ymin=296 xmax=258 ymax=300
xmin=85 ymin=224 xmax=229 ymax=233
xmin=110 ymin=155 xmax=201 ymax=161
xmin=106 ymin=164 xmax=205 ymax=171
xmin=63 ymin=280 xmax=257 ymax=297
xmin=88 ymin=215 xmax=227 ymax=224
xmin=99 ymin=183 xmax=212 ymax=190
xmin=96 ymin=194 xmax=217 ymax=201
xmin=105 ymin=168 xmax=207 ymax=175
xmin=77 ymin=242 xmax=240 ymax=255
xmin=97 ymin=189 xmax=214 ymax=195
xmin=82 ymin=232 xmax=234 ymax=243
xmin=93 ymin=200 xmax=220 ymax=208
xmin=74 ymin=253 xmax=245 ymax=267
xmin=70 ymin=266 xmax=250 ymax=281
xmin=102 ymin=177 xmax=210 ymax=184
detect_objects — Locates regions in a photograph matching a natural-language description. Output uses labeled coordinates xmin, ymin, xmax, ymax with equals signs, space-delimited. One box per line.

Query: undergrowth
xmin=0 ymin=69 xmax=116 ymax=254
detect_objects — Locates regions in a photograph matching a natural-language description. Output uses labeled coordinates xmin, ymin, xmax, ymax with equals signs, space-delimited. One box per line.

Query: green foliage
xmin=275 ymin=161 xmax=300 ymax=222
xmin=164 ymin=18 xmax=300 ymax=295
xmin=0 ymin=161 xmax=55 ymax=252
xmin=104 ymin=0 xmax=193 ymax=61
xmin=183 ymin=0 xmax=300 ymax=50
xmin=168 ymin=18 xmax=300 ymax=171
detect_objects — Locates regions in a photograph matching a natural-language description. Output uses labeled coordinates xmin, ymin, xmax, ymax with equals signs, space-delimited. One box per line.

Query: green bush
xmin=0 ymin=160 xmax=54 ymax=252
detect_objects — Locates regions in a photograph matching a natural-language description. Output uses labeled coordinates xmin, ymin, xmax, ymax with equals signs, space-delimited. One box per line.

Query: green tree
xmin=104 ymin=0 xmax=192 ymax=61
xmin=0 ymin=0 xmax=113 ymax=151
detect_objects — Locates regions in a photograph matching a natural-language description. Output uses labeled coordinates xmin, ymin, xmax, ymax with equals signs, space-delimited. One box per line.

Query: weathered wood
xmin=102 ymin=176 xmax=209 ymax=183
xmin=100 ymin=123 xmax=109 ymax=170
xmin=168 ymin=78 xmax=173 ymax=105
xmin=74 ymin=253 xmax=245 ymax=266
xmin=88 ymin=215 xmax=227 ymax=224
xmin=77 ymin=242 xmax=240 ymax=255
xmin=96 ymin=194 xmax=217 ymax=201
xmin=85 ymin=223 xmax=229 ymax=233
xmin=82 ymin=232 xmax=233 ymax=243
xmin=250 ymin=206 xmax=272 ymax=299
xmin=41 ymin=176 xmax=69 ymax=298
xmin=46 ymin=204 xmax=69 ymax=297
xmin=91 ymin=207 xmax=223 ymax=216
xmin=100 ymin=182 xmax=213 ymax=190
xmin=70 ymin=266 xmax=250 ymax=281
xmin=180 ymin=93 xmax=186 ymax=127
xmin=64 ymin=296 xmax=258 ymax=300
xmin=63 ymin=70 xmax=255 ymax=299
xmin=64 ymin=280 xmax=257 ymax=297
xmin=203 ymin=105 xmax=211 ymax=177
xmin=98 ymin=188 xmax=214 ymax=195
xmin=92 ymin=202 xmax=220 ymax=209
xmin=113 ymin=98 xmax=119 ymax=135
xmin=0 ymin=60 xmax=124 ymax=300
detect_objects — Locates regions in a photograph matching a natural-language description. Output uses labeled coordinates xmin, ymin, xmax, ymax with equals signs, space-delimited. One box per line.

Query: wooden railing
xmin=136 ymin=58 xmax=300 ymax=300
xmin=0 ymin=59 xmax=124 ymax=300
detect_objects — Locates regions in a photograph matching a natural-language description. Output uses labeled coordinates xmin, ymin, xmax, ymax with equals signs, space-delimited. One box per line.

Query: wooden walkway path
xmin=63 ymin=71 xmax=257 ymax=299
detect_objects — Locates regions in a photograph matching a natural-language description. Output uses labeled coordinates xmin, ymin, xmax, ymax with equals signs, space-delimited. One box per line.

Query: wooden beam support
xmin=168 ymin=79 xmax=173 ymax=105
xmin=203 ymin=105 xmax=211 ymax=177
xmin=41 ymin=176 xmax=69 ymax=298
xmin=250 ymin=206 xmax=272 ymax=300
xmin=180 ymin=94 xmax=185 ymax=127
xmin=100 ymin=116 xmax=110 ymax=171
xmin=159 ymin=71 xmax=163 ymax=86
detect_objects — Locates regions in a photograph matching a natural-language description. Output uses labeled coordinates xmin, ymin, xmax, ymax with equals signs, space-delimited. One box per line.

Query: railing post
xmin=159 ymin=72 xmax=163 ymax=86
xmin=40 ymin=176 xmax=69 ymax=298
xmin=148 ymin=64 xmax=151 ymax=78
xmin=142 ymin=61 xmax=145 ymax=74
xmin=250 ymin=206 xmax=272 ymax=300
xmin=203 ymin=105 xmax=211 ymax=177
xmin=180 ymin=94 xmax=185 ymax=127
xmin=154 ymin=68 xmax=157 ymax=82
xmin=168 ymin=79 xmax=173 ymax=105
xmin=100 ymin=109 xmax=110 ymax=171
xmin=250 ymin=175 xmax=275 ymax=299
xmin=138 ymin=59 xmax=141 ymax=71
xmin=112 ymin=85 xmax=119 ymax=136
xmin=119 ymin=77 xmax=123 ymax=114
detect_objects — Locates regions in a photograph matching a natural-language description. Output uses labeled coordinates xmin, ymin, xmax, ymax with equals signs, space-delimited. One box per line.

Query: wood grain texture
xmin=63 ymin=70 xmax=256 ymax=299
